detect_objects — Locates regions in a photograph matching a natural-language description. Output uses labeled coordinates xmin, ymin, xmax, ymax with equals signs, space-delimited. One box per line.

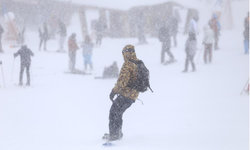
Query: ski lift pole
xmin=240 ymin=79 xmax=249 ymax=95
xmin=1 ymin=63 xmax=6 ymax=88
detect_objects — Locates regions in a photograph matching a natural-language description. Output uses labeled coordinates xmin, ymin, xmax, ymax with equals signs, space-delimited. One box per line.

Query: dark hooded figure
xmin=14 ymin=45 xmax=34 ymax=86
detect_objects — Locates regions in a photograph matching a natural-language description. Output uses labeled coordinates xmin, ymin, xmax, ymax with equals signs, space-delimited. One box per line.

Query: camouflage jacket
xmin=112 ymin=46 xmax=140 ymax=100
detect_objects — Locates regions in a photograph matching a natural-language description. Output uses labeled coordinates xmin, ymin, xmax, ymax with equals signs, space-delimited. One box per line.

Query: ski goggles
xmin=122 ymin=48 xmax=135 ymax=54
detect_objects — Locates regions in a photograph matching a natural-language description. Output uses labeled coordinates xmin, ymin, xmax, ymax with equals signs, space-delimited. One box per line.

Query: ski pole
xmin=240 ymin=79 xmax=249 ymax=95
xmin=1 ymin=63 xmax=6 ymax=88
xmin=196 ymin=46 xmax=203 ymax=64
xmin=11 ymin=58 xmax=15 ymax=82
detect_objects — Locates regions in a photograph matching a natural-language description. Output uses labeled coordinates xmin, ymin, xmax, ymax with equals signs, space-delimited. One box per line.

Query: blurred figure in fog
xmin=243 ymin=12 xmax=249 ymax=54
xmin=189 ymin=15 xmax=199 ymax=39
xmin=82 ymin=35 xmax=94 ymax=70
xmin=183 ymin=32 xmax=197 ymax=72
xmin=57 ymin=20 xmax=67 ymax=52
xmin=102 ymin=61 xmax=119 ymax=79
xmin=39 ymin=22 xmax=49 ymax=51
xmin=169 ymin=9 xmax=181 ymax=47
xmin=17 ymin=26 xmax=25 ymax=45
xmin=14 ymin=45 xmax=34 ymax=86
xmin=209 ymin=14 xmax=221 ymax=50
xmin=137 ymin=11 xmax=147 ymax=45
xmin=0 ymin=24 xmax=4 ymax=53
xmin=68 ymin=33 xmax=79 ymax=72
xmin=95 ymin=20 xmax=105 ymax=46
xmin=158 ymin=26 xmax=174 ymax=64
xmin=203 ymin=25 xmax=214 ymax=63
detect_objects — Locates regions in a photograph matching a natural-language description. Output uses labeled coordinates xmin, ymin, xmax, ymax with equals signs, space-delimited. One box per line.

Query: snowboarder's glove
xmin=109 ymin=91 xmax=116 ymax=102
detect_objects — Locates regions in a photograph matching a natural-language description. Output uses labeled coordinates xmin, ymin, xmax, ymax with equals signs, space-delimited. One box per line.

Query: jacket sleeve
xmin=29 ymin=49 xmax=34 ymax=57
xmin=14 ymin=50 xmax=21 ymax=57
xmin=112 ymin=62 xmax=131 ymax=93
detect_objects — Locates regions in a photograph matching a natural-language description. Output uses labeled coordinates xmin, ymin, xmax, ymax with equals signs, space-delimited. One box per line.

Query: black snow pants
xmin=109 ymin=95 xmax=134 ymax=140
xmin=20 ymin=63 xmax=31 ymax=85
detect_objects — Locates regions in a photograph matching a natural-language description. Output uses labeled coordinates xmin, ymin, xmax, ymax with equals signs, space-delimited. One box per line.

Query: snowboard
xmin=64 ymin=69 xmax=91 ymax=75
xmin=164 ymin=59 xmax=177 ymax=65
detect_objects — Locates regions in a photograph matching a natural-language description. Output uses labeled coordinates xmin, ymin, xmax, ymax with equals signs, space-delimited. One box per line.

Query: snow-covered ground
xmin=0 ymin=1 xmax=249 ymax=150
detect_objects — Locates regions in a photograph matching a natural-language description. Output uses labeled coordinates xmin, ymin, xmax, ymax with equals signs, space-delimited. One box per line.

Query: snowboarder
xmin=68 ymin=33 xmax=79 ymax=72
xmin=209 ymin=14 xmax=221 ymax=50
xmin=243 ymin=12 xmax=249 ymax=54
xmin=0 ymin=24 xmax=4 ymax=53
xmin=82 ymin=35 xmax=94 ymax=70
xmin=57 ymin=20 xmax=67 ymax=52
xmin=183 ymin=32 xmax=197 ymax=72
xmin=105 ymin=45 xmax=139 ymax=141
xmin=14 ymin=45 xmax=34 ymax=86
xmin=39 ymin=22 xmax=49 ymax=51
xmin=203 ymin=25 xmax=214 ymax=63
xmin=158 ymin=26 xmax=175 ymax=64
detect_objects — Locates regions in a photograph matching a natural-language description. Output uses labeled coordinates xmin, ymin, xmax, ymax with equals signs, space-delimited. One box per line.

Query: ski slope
xmin=0 ymin=1 xmax=249 ymax=150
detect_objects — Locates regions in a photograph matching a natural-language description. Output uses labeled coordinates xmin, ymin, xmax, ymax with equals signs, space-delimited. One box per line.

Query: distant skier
xmin=82 ymin=35 xmax=94 ymax=70
xmin=209 ymin=14 xmax=221 ymax=50
xmin=17 ymin=27 xmax=25 ymax=45
xmin=158 ymin=26 xmax=175 ymax=64
xmin=39 ymin=22 xmax=49 ymax=51
xmin=0 ymin=24 xmax=4 ymax=53
xmin=203 ymin=25 xmax=214 ymax=63
xmin=68 ymin=33 xmax=79 ymax=72
xmin=14 ymin=45 xmax=34 ymax=86
xmin=183 ymin=32 xmax=197 ymax=72
xmin=243 ymin=12 xmax=249 ymax=54
xmin=57 ymin=20 xmax=67 ymax=52
xmin=104 ymin=45 xmax=139 ymax=141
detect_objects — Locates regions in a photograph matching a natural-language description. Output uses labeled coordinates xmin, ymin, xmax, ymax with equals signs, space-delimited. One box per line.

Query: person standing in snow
xmin=169 ymin=10 xmax=181 ymax=47
xmin=183 ymin=34 xmax=197 ymax=72
xmin=209 ymin=14 xmax=221 ymax=50
xmin=82 ymin=35 xmax=94 ymax=70
xmin=203 ymin=25 xmax=214 ymax=63
xmin=68 ymin=33 xmax=79 ymax=72
xmin=14 ymin=45 xmax=34 ymax=86
xmin=158 ymin=26 xmax=175 ymax=64
xmin=0 ymin=24 xmax=4 ymax=53
xmin=57 ymin=20 xmax=67 ymax=52
xmin=39 ymin=22 xmax=49 ymax=51
xmin=105 ymin=45 xmax=139 ymax=141
xmin=243 ymin=12 xmax=249 ymax=54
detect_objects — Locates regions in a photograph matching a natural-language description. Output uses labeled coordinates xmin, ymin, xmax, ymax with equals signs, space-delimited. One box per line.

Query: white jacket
xmin=189 ymin=19 xmax=198 ymax=35
xmin=203 ymin=25 xmax=214 ymax=44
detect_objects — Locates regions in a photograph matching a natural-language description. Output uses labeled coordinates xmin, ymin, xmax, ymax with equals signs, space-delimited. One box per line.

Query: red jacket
xmin=68 ymin=37 xmax=79 ymax=52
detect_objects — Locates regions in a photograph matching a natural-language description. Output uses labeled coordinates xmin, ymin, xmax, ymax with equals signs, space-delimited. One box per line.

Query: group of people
xmin=158 ymin=13 xmax=223 ymax=72
xmin=38 ymin=20 xmax=67 ymax=52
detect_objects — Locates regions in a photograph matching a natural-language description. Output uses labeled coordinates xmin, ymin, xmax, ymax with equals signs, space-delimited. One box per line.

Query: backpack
xmin=128 ymin=59 xmax=153 ymax=93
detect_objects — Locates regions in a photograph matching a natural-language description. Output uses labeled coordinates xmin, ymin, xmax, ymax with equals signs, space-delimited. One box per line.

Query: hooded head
xmin=122 ymin=45 xmax=137 ymax=61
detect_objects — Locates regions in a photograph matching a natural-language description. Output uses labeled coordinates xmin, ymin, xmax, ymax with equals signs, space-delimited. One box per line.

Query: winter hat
xmin=122 ymin=45 xmax=135 ymax=53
